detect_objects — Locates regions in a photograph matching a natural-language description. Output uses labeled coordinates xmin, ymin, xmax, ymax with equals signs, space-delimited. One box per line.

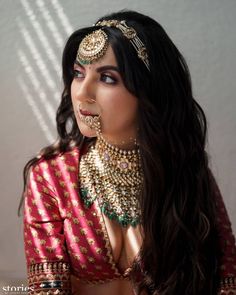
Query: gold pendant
xmin=76 ymin=29 xmax=108 ymax=65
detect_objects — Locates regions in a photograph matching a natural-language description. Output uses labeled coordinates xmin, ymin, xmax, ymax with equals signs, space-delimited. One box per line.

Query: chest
xmin=64 ymin=197 xmax=143 ymax=282
xmin=102 ymin=212 xmax=143 ymax=273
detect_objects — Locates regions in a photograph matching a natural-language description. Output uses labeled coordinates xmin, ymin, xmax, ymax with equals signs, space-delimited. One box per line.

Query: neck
xmin=96 ymin=134 xmax=138 ymax=151
xmin=94 ymin=134 xmax=141 ymax=175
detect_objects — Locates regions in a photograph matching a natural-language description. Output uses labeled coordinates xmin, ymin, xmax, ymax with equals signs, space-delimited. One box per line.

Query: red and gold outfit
xmin=23 ymin=147 xmax=236 ymax=294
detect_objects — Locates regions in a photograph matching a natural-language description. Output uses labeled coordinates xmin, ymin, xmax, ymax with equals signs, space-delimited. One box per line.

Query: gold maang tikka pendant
xmin=76 ymin=29 xmax=109 ymax=65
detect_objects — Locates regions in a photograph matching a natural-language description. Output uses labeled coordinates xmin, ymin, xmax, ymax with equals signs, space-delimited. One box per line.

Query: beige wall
xmin=0 ymin=0 xmax=235 ymax=288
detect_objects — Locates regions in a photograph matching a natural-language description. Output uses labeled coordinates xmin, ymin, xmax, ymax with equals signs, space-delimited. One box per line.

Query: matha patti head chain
xmin=76 ymin=19 xmax=150 ymax=71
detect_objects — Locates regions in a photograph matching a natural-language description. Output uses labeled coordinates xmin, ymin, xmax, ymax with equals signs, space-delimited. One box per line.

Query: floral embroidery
xmin=218 ymin=277 xmax=236 ymax=294
xmin=28 ymin=262 xmax=70 ymax=294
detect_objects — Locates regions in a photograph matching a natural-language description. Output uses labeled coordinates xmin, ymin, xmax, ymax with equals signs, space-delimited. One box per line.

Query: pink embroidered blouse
xmin=23 ymin=147 xmax=236 ymax=294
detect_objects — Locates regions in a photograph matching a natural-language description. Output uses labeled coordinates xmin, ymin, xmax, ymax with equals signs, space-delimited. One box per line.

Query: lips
xmin=79 ymin=109 xmax=98 ymax=116
xmin=77 ymin=108 xmax=100 ymax=129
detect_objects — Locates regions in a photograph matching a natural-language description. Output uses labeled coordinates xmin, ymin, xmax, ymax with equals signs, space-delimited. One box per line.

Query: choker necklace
xmin=79 ymin=135 xmax=142 ymax=227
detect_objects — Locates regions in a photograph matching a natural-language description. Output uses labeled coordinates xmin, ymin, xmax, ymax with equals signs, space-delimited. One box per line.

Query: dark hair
xmin=19 ymin=10 xmax=220 ymax=295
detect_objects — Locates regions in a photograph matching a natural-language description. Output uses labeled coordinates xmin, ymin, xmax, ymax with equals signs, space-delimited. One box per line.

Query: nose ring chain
xmin=83 ymin=114 xmax=101 ymax=135
xmin=76 ymin=102 xmax=101 ymax=135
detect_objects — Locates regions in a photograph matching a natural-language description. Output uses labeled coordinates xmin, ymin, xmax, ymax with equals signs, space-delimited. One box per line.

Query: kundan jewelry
xmin=75 ymin=61 xmax=142 ymax=226
xmin=79 ymin=134 xmax=142 ymax=227
xmin=80 ymin=113 xmax=101 ymax=133
xmin=76 ymin=103 xmax=101 ymax=134
xmin=77 ymin=29 xmax=109 ymax=65
xmin=76 ymin=20 xmax=150 ymax=71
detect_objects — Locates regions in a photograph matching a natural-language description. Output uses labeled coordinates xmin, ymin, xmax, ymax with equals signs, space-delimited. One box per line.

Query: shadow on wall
xmin=0 ymin=0 xmax=75 ymax=288
xmin=17 ymin=0 xmax=74 ymax=143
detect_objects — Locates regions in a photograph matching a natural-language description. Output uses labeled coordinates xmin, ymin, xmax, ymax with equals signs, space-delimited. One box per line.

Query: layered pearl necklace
xmin=79 ymin=135 xmax=143 ymax=227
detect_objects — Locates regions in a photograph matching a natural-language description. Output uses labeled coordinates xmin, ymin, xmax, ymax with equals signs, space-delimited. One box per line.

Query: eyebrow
xmin=74 ymin=61 xmax=120 ymax=73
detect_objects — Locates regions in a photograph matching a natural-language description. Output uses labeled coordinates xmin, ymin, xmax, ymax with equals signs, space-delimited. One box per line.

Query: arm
xmin=24 ymin=162 xmax=71 ymax=294
xmin=210 ymin=172 xmax=236 ymax=294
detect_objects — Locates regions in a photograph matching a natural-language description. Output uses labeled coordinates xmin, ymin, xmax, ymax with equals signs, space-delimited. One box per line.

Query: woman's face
xmin=71 ymin=45 xmax=138 ymax=148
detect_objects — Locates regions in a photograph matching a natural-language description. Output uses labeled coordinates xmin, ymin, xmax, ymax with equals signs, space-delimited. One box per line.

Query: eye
xmin=100 ymin=73 xmax=117 ymax=84
xmin=73 ymin=69 xmax=84 ymax=79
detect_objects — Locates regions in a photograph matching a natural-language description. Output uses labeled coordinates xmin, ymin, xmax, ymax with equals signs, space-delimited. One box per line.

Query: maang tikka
xmin=77 ymin=29 xmax=108 ymax=65
xmin=76 ymin=20 xmax=150 ymax=70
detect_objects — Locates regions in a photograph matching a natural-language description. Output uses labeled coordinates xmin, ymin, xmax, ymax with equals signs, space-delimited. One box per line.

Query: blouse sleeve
xmin=210 ymin=172 xmax=236 ymax=294
xmin=23 ymin=162 xmax=71 ymax=294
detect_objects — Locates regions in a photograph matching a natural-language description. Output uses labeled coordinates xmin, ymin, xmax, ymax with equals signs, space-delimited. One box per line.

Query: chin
xmin=77 ymin=121 xmax=97 ymax=138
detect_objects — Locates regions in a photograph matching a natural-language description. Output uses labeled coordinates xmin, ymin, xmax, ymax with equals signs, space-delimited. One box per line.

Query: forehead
xmin=95 ymin=45 xmax=117 ymax=66
xmin=76 ymin=44 xmax=117 ymax=68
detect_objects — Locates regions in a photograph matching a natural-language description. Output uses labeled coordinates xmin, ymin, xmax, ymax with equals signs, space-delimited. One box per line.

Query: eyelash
xmin=73 ymin=69 xmax=117 ymax=85
xmin=101 ymin=74 xmax=117 ymax=84
xmin=73 ymin=69 xmax=84 ymax=79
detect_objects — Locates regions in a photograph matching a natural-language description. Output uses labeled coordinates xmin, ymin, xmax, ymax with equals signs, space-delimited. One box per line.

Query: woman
xmin=20 ymin=10 xmax=236 ymax=295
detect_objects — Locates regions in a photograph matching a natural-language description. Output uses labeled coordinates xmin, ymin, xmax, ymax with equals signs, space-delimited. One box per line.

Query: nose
xmin=73 ymin=75 xmax=96 ymax=104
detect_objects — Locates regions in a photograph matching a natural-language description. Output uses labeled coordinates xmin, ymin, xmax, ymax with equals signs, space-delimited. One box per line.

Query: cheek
xmin=100 ymin=90 xmax=138 ymax=130
xmin=71 ymin=82 xmax=80 ymax=113
xmin=70 ymin=81 xmax=76 ymax=103
xmin=70 ymin=83 xmax=82 ymax=127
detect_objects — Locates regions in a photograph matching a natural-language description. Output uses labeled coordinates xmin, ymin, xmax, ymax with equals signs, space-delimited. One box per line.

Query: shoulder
xmin=27 ymin=147 xmax=81 ymax=194
xmin=31 ymin=146 xmax=80 ymax=175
